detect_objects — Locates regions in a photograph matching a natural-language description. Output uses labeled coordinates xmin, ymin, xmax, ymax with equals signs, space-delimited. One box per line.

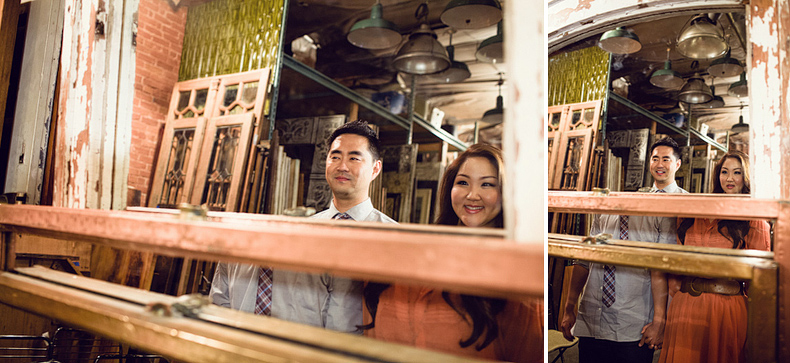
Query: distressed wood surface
xmin=4 ymin=0 xmax=64 ymax=205
xmin=1 ymin=267 xmax=486 ymax=363
xmin=0 ymin=205 xmax=542 ymax=299
xmin=549 ymin=191 xmax=781 ymax=220
xmin=505 ymin=0 xmax=545 ymax=245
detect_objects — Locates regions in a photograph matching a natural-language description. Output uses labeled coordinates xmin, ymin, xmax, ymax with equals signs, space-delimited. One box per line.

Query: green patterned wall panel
xmin=179 ymin=0 xmax=284 ymax=81
xmin=548 ymin=47 xmax=610 ymax=106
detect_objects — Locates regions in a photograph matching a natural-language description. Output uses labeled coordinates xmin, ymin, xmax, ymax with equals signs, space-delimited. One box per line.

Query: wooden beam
xmin=549 ymin=191 xmax=781 ymax=220
xmin=0 ymin=266 xmax=484 ymax=363
xmin=0 ymin=205 xmax=542 ymax=299
xmin=0 ymin=0 xmax=21 ymax=151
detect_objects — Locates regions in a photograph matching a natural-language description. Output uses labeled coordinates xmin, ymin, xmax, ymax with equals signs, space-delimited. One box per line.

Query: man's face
xmin=325 ymin=134 xmax=382 ymax=203
xmin=649 ymin=145 xmax=680 ymax=186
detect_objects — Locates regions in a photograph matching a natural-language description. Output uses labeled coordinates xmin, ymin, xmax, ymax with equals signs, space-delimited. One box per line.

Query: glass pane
xmin=202 ymin=125 xmax=242 ymax=211
xmin=184 ymin=110 xmax=195 ymax=118
xmin=159 ymin=128 xmax=195 ymax=208
xmin=583 ymin=108 xmax=595 ymax=124
xmin=242 ymin=81 xmax=259 ymax=104
xmin=195 ymin=88 xmax=208 ymax=112
xmin=228 ymin=104 xmax=244 ymax=115
xmin=177 ymin=91 xmax=191 ymax=112
xmin=551 ymin=112 xmax=562 ymax=127
xmin=223 ymin=84 xmax=239 ymax=107
xmin=561 ymin=136 xmax=584 ymax=190
xmin=570 ymin=110 xmax=582 ymax=128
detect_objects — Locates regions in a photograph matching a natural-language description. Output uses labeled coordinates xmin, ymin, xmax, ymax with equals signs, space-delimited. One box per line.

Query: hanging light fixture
xmin=440 ymin=0 xmax=502 ymax=29
xmin=393 ymin=3 xmax=450 ymax=75
xmin=597 ymin=26 xmax=641 ymax=54
xmin=707 ymin=50 xmax=742 ymax=77
xmin=481 ymin=74 xmax=504 ymax=124
xmin=676 ymin=14 xmax=728 ymax=60
xmin=475 ymin=21 xmax=503 ymax=63
xmin=731 ymin=105 xmax=749 ymax=133
xmin=650 ymin=47 xmax=683 ymax=89
xmin=728 ymin=71 xmax=748 ymax=98
xmin=698 ymin=85 xmax=724 ymax=109
xmin=429 ymin=31 xmax=471 ymax=83
xmin=347 ymin=1 xmax=402 ymax=50
xmin=678 ymin=73 xmax=713 ymax=104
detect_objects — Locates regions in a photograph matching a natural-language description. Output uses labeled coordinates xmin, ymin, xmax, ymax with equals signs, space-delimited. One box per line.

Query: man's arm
xmin=208 ymin=262 xmax=231 ymax=308
xmin=560 ymin=264 xmax=589 ymax=341
xmin=323 ymin=276 xmax=364 ymax=334
xmin=640 ymin=270 xmax=667 ymax=349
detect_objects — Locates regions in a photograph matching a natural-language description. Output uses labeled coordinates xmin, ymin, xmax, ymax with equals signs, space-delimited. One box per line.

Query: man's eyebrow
xmin=349 ymin=150 xmax=363 ymax=156
xmin=329 ymin=150 xmax=342 ymax=154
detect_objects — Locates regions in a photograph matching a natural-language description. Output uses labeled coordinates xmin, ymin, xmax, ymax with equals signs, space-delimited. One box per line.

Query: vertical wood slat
xmin=0 ymin=0 xmax=21 ymax=154
xmin=505 ymin=0 xmax=544 ymax=246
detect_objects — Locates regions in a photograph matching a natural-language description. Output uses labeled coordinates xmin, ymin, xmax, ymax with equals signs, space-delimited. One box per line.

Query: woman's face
xmin=450 ymin=156 xmax=503 ymax=228
xmin=719 ymin=157 xmax=745 ymax=194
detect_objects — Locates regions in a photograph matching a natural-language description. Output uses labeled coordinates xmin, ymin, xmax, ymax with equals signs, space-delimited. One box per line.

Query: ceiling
xmin=553 ymin=12 xmax=750 ymax=145
xmin=281 ymin=0 xmax=507 ymax=141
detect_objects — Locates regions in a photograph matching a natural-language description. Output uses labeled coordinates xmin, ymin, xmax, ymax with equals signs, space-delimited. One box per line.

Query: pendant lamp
xmin=347 ymin=1 xmax=402 ymax=50
xmin=698 ymin=85 xmax=724 ymax=109
xmin=728 ymin=72 xmax=748 ymax=98
xmin=707 ymin=50 xmax=742 ymax=78
xmin=678 ymin=73 xmax=713 ymax=104
xmin=482 ymin=75 xmax=504 ymax=124
xmin=476 ymin=21 xmax=503 ymax=63
xmin=429 ymin=32 xmax=471 ymax=83
xmin=440 ymin=0 xmax=502 ymax=29
xmin=393 ymin=23 xmax=450 ymax=75
xmin=598 ymin=26 xmax=641 ymax=54
xmin=650 ymin=48 xmax=683 ymax=89
xmin=676 ymin=14 xmax=728 ymax=60
xmin=731 ymin=105 xmax=749 ymax=133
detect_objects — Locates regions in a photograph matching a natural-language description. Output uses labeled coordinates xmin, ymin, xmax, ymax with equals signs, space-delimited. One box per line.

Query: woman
xmin=660 ymin=150 xmax=770 ymax=363
xmin=360 ymin=144 xmax=543 ymax=362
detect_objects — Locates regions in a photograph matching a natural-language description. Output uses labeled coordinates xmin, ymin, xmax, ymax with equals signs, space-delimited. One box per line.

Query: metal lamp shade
xmin=347 ymin=3 xmax=402 ymax=49
xmin=678 ymin=75 xmax=713 ymax=104
xmin=698 ymin=95 xmax=725 ymax=109
xmin=728 ymin=72 xmax=748 ymax=98
xmin=598 ymin=27 xmax=641 ymax=54
xmin=429 ymin=45 xmax=471 ymax=83
xmin=476 ymin=22 xmax=503 ymax=63
xmin=481 ymin=95 xmax=503 ymax=124
xmin=731 ymin=116 xmax=749 ymax=133
xmin=676 ymin=15 xmax=728 ymax=59
xmin=440 ymin=0 xmax=502 ymax=29
xmin=392 ymin=24 xmax=450 ymax=75
xmin=650 ymin=60 xmax=684 ymax=89
xmin=707 ymin=53 xmax=742 ymax=78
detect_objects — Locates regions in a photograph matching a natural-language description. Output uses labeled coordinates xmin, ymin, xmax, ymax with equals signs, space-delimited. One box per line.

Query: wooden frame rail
xmin=548 ymin=191 xmax=783 ymax=363
xmin=549 ymin=191 xmax=781 ymax=220
xmin=0 ymin=204 xmax=542 ymax=299
xmin=0 ymin=266 xmax=485 ymax=363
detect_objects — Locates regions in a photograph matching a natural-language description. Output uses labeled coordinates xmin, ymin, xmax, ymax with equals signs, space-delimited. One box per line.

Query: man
xmin=560 ymin=137 xmax=687 ymax=363
xmin=210 ymin=120 xmax=395 ymax=333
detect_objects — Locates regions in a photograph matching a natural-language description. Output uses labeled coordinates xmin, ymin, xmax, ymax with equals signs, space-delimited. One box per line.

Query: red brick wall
xmin=130 ymin=0 xmax=187 ymax=205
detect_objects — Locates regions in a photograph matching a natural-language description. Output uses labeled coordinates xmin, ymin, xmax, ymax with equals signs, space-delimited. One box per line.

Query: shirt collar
xmin=328 ymin=198 xmax=374 ymax=221
xmin=654 ymin=181 xmax=679 ymax=193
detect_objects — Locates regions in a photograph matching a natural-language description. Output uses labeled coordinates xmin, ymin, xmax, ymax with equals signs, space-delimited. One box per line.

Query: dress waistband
xmin=679 ymin=277 xmax=743 ymax=296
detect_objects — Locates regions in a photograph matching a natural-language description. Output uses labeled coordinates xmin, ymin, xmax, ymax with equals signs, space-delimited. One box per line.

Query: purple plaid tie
xmin=255 ymin=266 xmax=272 ymax=316
xmin=603 ymin=215 xmax=628 ymax=307
xmin=332 ymin=212 xmax=354 ymax=220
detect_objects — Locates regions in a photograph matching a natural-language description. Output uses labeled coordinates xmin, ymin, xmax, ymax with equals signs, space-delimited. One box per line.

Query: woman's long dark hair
xmin=361 ymin=144 xmax=507 ymax=350
xmin=678 ymin=151 xmax=751 ymax=249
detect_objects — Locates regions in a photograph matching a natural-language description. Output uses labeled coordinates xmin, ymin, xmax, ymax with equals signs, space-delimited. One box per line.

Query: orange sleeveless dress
xmin=659 ymin=219 xmax=770 ymax=363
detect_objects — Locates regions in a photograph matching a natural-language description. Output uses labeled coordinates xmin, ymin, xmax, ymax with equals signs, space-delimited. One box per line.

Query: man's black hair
xmin=327 ymin=120 xmax=381 ymax=160
xmin=650 ymin=137 xmax=682 ymax=160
